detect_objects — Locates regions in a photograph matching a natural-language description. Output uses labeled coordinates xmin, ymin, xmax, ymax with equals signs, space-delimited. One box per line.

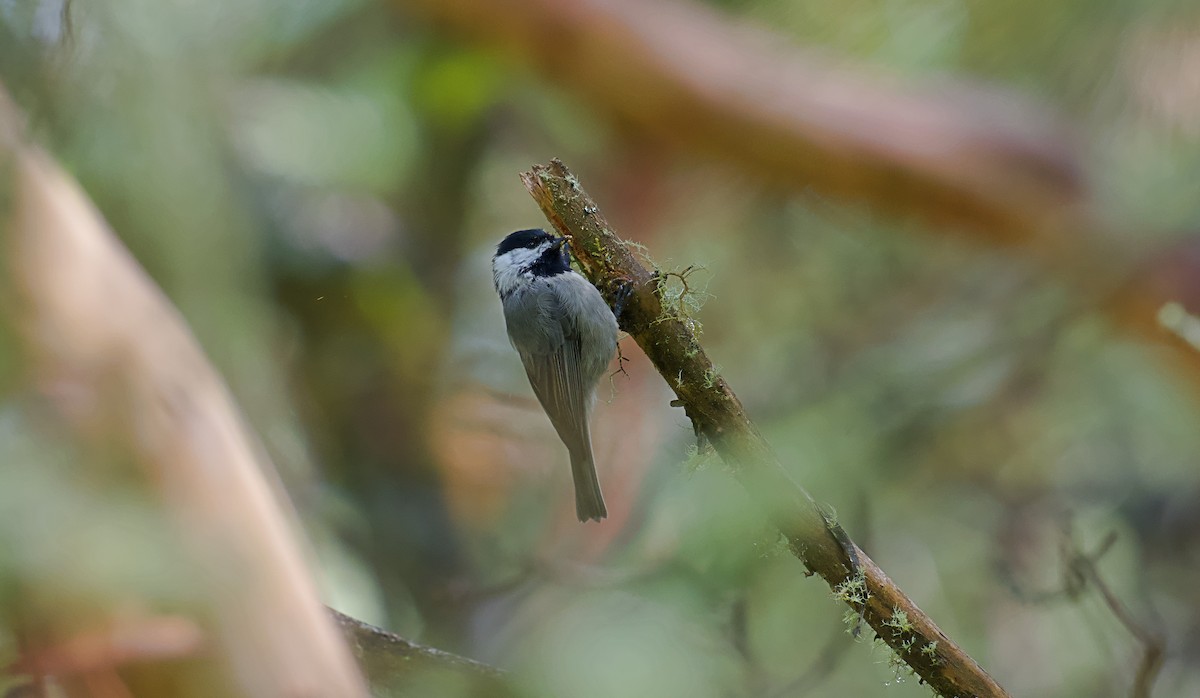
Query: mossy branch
xmin=521 ymin=159 xmax=1009 ymax=698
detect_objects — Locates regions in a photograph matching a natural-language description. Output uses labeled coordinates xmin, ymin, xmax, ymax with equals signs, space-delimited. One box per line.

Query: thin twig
xmin=1000 ymin=521 xmax=1164 ymax=698
xmin=1063 ymin=529 xmax=1163 ymax=698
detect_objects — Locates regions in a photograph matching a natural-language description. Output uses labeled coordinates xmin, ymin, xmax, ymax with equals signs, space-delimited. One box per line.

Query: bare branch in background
xmin=0 ymin=85 xmax=368 ymax=697
xmin=399 ymin=0 xmax=1200 ymax=402
xmin=331 ymin=609 xmax=514 ymax=697
xmin=1068 ymin=537 xmax=1164 ymax=698
xmin=1002 ymin=523 xmax=1164 ymax=698
xmin=523 ymin=158 xmax=1009 ymax=697
xmin=402 ymin=0 xmax=1087 ymax=246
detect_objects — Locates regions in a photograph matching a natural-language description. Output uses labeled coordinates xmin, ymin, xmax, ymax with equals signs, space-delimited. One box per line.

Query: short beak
xmin=551 ymin=237 xmax=568 ymax=251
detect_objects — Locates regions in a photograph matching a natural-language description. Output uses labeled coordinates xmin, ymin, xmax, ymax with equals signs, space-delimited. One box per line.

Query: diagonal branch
xmin=404 ymin=0 xmax=1085 ymax=246
xmin=331 ymin=609 xmax=514 ymax=697
xmin=0 ymin=85 xmax=368 ymax=697
xmin=0 ymin=85 xmax=515 ymax=698
xmin=522 ymin=158 xmax=1009 ymax=697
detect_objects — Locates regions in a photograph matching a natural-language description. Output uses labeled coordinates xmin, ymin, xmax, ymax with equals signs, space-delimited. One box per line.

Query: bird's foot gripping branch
xmin=520 ymin=159 xmax=1010 ymax=698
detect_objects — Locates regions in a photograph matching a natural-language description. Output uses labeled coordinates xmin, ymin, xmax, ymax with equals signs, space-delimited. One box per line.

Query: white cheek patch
xmin=493 ymin=242 xmax=551 ymax=296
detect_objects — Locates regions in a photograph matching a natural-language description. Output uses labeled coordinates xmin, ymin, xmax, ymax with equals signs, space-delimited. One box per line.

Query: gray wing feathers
xmin=505 ymin=274 xmax=615 ymax=521
xmin=518 ymin=340 xmax=590 ymax=456
xmin=518 ymin=339 xmax=607 ymax=521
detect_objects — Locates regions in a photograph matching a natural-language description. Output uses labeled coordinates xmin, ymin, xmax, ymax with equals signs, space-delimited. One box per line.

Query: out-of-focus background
xmin=2 ymin=0 xmax=1200 ymax=695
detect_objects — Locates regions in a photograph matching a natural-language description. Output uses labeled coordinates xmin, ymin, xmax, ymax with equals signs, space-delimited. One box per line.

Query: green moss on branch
xmin=520 ymin=159 xmax=1009 ymax=698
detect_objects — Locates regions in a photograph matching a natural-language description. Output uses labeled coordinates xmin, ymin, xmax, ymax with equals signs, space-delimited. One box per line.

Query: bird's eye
xmin=526 ymin=239 xmax=542 ymax=248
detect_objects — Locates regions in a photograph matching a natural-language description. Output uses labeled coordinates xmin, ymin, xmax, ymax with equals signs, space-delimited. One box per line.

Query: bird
xmin=492 ymin=228 xmax=618 ymax=521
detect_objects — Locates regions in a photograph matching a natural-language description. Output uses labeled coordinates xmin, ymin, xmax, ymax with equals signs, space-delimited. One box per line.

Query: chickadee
xmin=492 ymin=228 xmax=618 ymax=522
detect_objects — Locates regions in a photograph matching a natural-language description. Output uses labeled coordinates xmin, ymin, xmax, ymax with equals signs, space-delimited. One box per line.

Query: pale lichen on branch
xmin=520 ymin=158 xmax=1011 ymax=698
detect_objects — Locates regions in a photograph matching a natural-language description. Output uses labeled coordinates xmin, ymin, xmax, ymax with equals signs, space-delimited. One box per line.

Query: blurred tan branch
xmin=404 ymin=0 xmax=1200 ymax=412
xmin=0 ymin=86 xmax=368 ymax=696
xmin=523 ymin=159 xmax=1009 ymax=698
xmin=401 ymin=0 xmax=1086 ymax=245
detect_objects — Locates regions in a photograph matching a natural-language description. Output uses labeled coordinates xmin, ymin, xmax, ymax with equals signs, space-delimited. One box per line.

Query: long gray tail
xmin=569 ymin=448 xmax=607 ymax=522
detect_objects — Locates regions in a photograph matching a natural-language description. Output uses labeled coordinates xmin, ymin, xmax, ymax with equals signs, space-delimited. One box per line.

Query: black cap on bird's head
xmin=496 ymin=228 xmax=556 ymax=256
xmin=495 ymin=228 xmax=570 ymax=277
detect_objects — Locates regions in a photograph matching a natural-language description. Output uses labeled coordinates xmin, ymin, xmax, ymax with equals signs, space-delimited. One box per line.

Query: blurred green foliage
xmin=3 ymin=0 xmax=1200 ymax=695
